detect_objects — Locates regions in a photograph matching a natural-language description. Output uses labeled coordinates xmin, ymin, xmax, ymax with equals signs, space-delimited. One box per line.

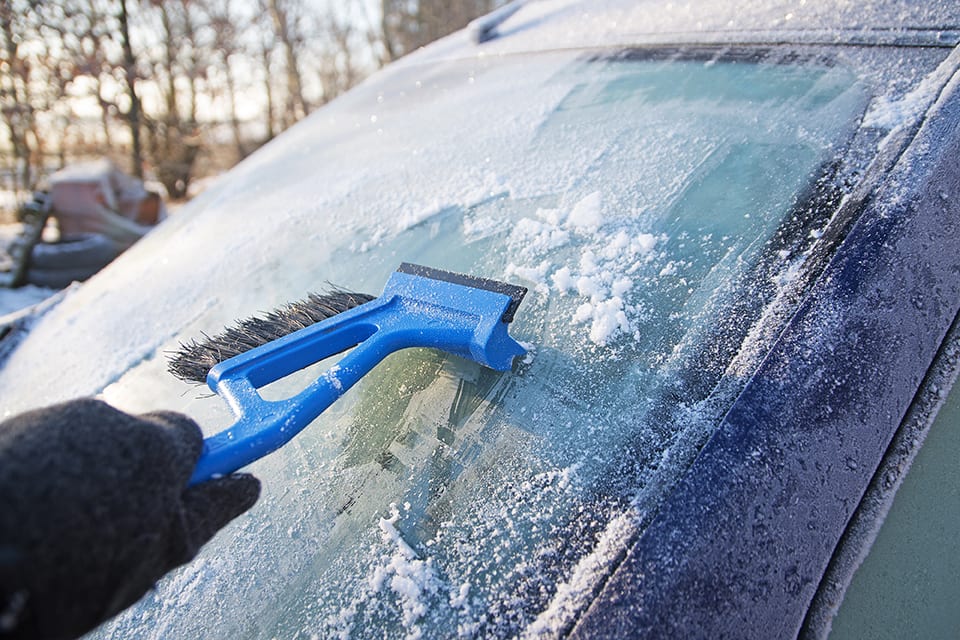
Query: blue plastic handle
xmin=189 ymin=269 xmax=526 ymax=485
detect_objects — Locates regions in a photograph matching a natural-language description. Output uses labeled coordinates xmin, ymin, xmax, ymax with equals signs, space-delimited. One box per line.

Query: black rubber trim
xmin=396 ymin=262 xmax=527 ymax=322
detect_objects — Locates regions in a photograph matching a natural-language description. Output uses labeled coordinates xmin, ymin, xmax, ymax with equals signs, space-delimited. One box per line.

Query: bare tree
xmin=316 ymin=15 xmax=350 ymax=102
xmin=39 ymin=35 xmax=75 ymax=169
xmin=74 ymin=0 xmax=119 ymax=154
xmin=141 ymin=0 xmax=202 ymax=198
xmin=264 ymin=0 xmax=309 ymax=129
xmin=204 ymin=0 xmax=247 ymax=160
xmin=0 ymin=0 xmax=41 ymax=192
xmin=256 ymin=19 xmax=277 ymax=142
xmin=180 ymin=0 xmax=203 ymax=127
xmin=118 ymin=0 xmax=144 ymax=178
xmin=0 ymin=0 xmax=500 ymax=211
xmin=40 ymin=0 xmax=123 ymax=159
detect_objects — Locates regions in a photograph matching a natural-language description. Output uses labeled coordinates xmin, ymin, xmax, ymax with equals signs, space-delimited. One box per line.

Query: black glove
xmin=0 ymin=398 xmax=260 ymax=640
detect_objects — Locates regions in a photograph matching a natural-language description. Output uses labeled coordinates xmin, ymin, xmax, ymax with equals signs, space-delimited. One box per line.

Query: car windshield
xmin=64 ymin=49 xmax=874 ymax=637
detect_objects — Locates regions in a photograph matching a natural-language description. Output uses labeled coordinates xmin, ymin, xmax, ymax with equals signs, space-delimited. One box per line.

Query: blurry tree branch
xmin=264 ymin=0 xmax=309 ymax=129
xmin=1 ymin=0 xmax=41 ymax=193
xmin=144 ymin=0 xmax=202 ymax=198
xmin=0 ymin=0 xmax=504 ymax=207
xmin=118 ymin=0 xmax=144 ymax=178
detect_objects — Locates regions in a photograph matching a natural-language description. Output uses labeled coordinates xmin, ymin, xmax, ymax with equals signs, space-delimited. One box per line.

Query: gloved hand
xmin=0 ymin=398 xmax=260 ymax=640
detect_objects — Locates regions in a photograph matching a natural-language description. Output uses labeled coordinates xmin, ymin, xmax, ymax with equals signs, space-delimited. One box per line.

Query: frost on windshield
xmin=93 ymin=50 xmax=868 ymax=639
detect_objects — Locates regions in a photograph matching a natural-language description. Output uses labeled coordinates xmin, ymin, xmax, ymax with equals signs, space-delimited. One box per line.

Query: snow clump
xmin=507 ymin=191 xmax=664 ymax=346
xmin=369 ymin=503 xmax=441 ymax=640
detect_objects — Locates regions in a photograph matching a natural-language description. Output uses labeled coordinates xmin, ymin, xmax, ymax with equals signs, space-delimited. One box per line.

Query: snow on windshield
xmin=13 ymin=49 xmax=871 ymax=638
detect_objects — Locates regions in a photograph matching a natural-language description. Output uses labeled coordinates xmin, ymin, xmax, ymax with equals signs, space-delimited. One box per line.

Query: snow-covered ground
xmin=0 ymin=284 xmax=56 ymax=317
xmin=0 ymin=223 xmax=58 ymax=317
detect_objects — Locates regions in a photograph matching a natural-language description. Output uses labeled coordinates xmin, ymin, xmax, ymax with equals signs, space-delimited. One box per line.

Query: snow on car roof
xmin=403 ymin=0 xmax=960 ymax=65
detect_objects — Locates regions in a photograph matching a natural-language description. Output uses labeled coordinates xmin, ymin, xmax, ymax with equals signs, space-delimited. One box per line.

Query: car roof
xmin=403 ymin=0 xmax=960 ymax=62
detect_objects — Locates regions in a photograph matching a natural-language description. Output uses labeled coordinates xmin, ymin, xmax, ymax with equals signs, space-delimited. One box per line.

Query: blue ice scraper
xmin=169 ymin=263 xmax=528 ymax=485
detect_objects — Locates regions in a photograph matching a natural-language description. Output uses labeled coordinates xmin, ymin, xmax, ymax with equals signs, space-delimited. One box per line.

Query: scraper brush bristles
xmin=168 ymin=290 xmax=375 ymax=384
